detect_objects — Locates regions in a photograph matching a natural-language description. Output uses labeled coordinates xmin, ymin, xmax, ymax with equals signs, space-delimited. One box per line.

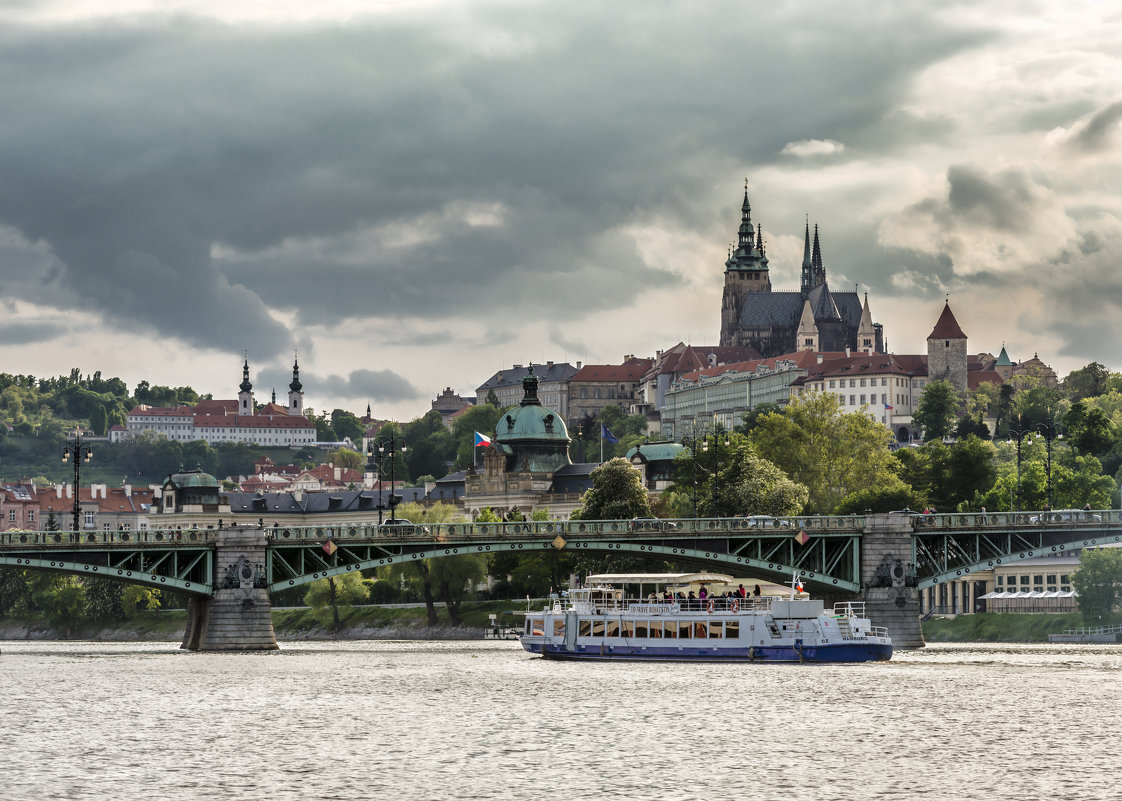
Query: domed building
xmin=154 ymin=467 xmax=231 ymax=522
xmin=463 ymin=365 xmax=597 ymax=519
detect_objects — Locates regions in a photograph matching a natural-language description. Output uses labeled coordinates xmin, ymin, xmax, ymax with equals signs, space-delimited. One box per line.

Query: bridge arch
xmin=0 ymin=554 xmax=212 ymax=596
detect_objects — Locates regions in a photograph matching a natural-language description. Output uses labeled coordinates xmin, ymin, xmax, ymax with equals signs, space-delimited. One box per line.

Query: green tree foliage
xmin=1064 ymin=401 xmax=1117 ymax=458
xmin=331 ymin=409 xmax=365 ymax=443
xmin=0 ymin=569 xmax=33 ymax=617
xmin=404 ymin=410 xmax=457 ymax=480
xmin=89 ymin=404 xmax=108 ymax=436
xmin=896 ymin=438 xmax=998 ymax=512
xmin=954 ymin=415 xmax=990 ymax=440
xmin=835 ymin=478 xmax=920 ymax=514
xmin=81 ymin=577 xmax=126 ymax=622
xmin=485 ymin=389 xmax=499 ymax=407
xmin=1072 ymin=547 xmax=1122 ymax=623
xmin=328 ymin=447 xmax=364 ymax=471
xmin=120 ymin=585 xmax=162 ymax=616
xmin=735 ymin=402 xmax=783 ymax=436
xmin=575 ymin=458 xmax=650 ymax=520
xmin=1063 ymin=362 xmax=1110 ymax=402
xmin=429 ymin=553 xmax=486 ymax=626
xmin=34 ymin=575 xmax=87 ymax=637
xmin=667 ymin=434 xmax=807 ymax=517
xmin=304 ymin=571 xmax=369 ymax=634
xmin=750 ymin=392 xmax=898 ymax=514
xmin=913 ymin=380 xmax=960 ymax=442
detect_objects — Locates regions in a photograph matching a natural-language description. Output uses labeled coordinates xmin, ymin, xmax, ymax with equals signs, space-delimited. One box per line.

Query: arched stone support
xmin=861 ymin=514 xmax=925 ymax=648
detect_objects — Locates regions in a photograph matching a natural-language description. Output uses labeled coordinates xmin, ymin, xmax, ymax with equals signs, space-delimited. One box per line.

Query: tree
xmin=82 ymin=577 xmax=125 ymax=622
xmin=750 ymin=392 xmax=898 ymax=514
xmin=954 ymin=415 xmax=990 ymax=440
xmin=485 ymin=389 xmax=500 ymax=407
xmin=304 ymin=571 xmax=368 ymax=634
xmin=913 ymin=380 xmax=960 ymax=442
xmin=34 ymin=576 xmax=86 ymax=637
xmin=1072 ymin=547 xmax=1122 ymax=624
xmin=89 ymin=404 xmax=108 ymax=436
xmin=667 ymin=434 xmax=807 ymax=517
xmin=330 ymin=409 xmax=365 ymax=444
xmin=452 ymin=404 xmax=504 ymax=469
xmin=1063 ymin=362 xmax=1110 ymax=402
xmin=575 ymin=458 xmax=650 ymax=520
xmin=1065 ymin=401 xmax=1117 ymax=458
xmin=430 ymin=554 xmax=486 ymax=626
xmin=328 ymin=447 xmax=364 ymax=471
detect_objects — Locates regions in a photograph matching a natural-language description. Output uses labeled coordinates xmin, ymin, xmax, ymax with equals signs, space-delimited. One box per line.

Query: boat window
xmin=693 ymin=621 xmax=707 ymax=638
xmin=725 ymin=620 xmax=739 ymax=638
xmin=709 ymin=622 xmax=723 ymax=639
xmin=552 ymin=619 xmax=565 ymax=637
xmin=649 ymin=621 xmax=662 ymax=639
xmin=678 ymin=621 xmax=693 ymax=639
xmin=621 ymin=621 xmax=634 ymax=637
xmin=525 ymin=619 xmax=532 ymax=635
xmin=663 ymin=622 xmax=676 ymax=639
xmin=592 ymin=620 xmax=605 ymax=636
xmin=579 ymin=620 xmax=592 ymax=637
xmin=605 ymin=619 xmax=620 ymax=637
xmin=634 ymin=621 xmax=649 ymax=638
xmin=529 ymin=617 xmax=544 ymax=635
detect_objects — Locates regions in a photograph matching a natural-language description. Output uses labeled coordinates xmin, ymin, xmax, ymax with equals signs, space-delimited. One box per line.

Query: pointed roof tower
xmin=995 ymin=344 xmax=1012 ymax=367
xmin=796 ymin=298 xmax=819 ymax=351
xmin=857 ymin=292 xmax=876 ymax=353
xmin=800 ymin=218 xmax=814 ymax=294
xmin=724 ymin=180 xmax=769 ymax=272
xmin=811 ymin=224 xmax=826 ymax=286
xmin=927 ymin=301 xmax=967 ymax=340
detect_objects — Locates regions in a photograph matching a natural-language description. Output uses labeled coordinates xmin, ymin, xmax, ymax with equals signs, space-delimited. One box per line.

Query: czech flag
xmin=884 ymin=402 xmax=894 ymax=410
xmin=474 ymin=431 xmax=492 ymax=448
xmin=794 ymin=573 xmax=804 ymax=593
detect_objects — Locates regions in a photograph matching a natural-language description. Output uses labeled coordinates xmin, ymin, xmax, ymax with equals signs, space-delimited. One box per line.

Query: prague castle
xmin=719 ymin=185 xmax=884 ymax=358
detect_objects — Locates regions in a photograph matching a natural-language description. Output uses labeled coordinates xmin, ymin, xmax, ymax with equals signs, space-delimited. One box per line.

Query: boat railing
xmin=568 ymin=596 xmax=774 ymax=615
xmin=832 ymin=601 xmax=867 ymax=617
xmin=868 ymin=626 xmax=889 ymax=639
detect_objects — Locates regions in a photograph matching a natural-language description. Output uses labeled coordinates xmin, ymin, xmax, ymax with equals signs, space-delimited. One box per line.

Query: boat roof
xmin=585 ymin=573 xmax=735 ymax=585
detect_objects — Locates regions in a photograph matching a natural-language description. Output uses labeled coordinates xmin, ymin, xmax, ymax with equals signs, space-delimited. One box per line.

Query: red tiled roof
xmin=127 ymin=405 xmax=194 ymax=417
xmin=571 ymin=358 xmax=653 ymax=382
xmin=928 ymin=302 xmax=967 ymax=340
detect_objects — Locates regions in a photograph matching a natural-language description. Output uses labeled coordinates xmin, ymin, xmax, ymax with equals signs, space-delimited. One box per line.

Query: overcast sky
xmin=2 ymin=0 xmax=1120 ymax=420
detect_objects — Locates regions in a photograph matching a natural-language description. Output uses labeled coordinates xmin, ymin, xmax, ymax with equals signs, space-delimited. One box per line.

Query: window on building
xmin=849 ymin=395 xmax=855 ymax=405
xmin=7 ymin=510 xmax=15 ymax=522
xmin=27 ymin=510 xmax=35 ymax=522
xmin=84 ymin=511 xmax=95 ymax=526
xmin=1046 ymin=574 xmax=1058 ymax=589
xmin=829 ymin=380 xmax=835 ymax=388
xmin=1019 ymin=575 xmax=1029 ymax=587
xmin=881 ymin=378 xmax=887 ymax=386
xmin=849 ymin=379 xmax=856 ymax=388
xmin=804 ymin=338 xmax=813 ymax=346
xmin=860 ymin=395 xmax=866 ymax=404
xmin=860 ymin=378 xmax=866 ymax=387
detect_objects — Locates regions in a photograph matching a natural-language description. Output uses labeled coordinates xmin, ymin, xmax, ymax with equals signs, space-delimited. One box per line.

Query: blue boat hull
xmin=524 ymin=640 xmax=893 ymax=663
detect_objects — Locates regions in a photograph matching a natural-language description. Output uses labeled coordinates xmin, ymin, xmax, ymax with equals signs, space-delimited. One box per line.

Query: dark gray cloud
xmin=256 ymin=365 xmax=419 ymax=406
xmin=0 ymin=0 xmax=979 ymax=368
xmin=1067 ymin=101 xmax=1122 ymax=152
xmin=0 ymin=319 xmax=68 ymax=345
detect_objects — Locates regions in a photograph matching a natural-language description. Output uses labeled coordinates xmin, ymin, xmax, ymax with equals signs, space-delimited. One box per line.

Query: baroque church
xmin=719 ymin=185 xmax=884 ymax=358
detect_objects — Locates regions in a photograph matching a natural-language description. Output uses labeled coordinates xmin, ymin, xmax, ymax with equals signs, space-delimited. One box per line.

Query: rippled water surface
xmin=1 ymin=640 xmax=1119 ymax=800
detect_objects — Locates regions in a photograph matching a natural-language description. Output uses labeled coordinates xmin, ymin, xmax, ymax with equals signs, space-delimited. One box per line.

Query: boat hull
xmin=522 ymin=639 xmax=893 ymax=663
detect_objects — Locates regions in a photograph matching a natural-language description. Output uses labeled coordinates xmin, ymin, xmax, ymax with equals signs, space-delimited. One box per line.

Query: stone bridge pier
xmin=860 ymin=513 xmax=924 ymax=648
xmin=182 ymin=527 xmax=277 ymax=651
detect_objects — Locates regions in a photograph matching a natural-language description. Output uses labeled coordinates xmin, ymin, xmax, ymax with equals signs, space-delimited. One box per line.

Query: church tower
xmin=720 ymin=182 xmax=771 ymax=346
xmin=238 ymin=354 xmax=254 ymax=416
xmin=288 ymin=354 xmax=304 ymax=417
xmin=796 ymin=299 xmax=819 ymax=351
xmin=926 ymin=301 xmax=968 ymax=391
xmin=857 ymin=293 xmax=876 ymax=353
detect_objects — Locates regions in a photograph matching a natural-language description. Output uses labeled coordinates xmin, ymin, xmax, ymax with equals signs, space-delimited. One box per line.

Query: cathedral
xmin=718 ymin=185 xmax=884 ymax=358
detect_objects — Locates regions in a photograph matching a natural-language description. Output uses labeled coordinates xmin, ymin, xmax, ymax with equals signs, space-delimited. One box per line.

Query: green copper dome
xmin=492 ymin=365 xmax=572 ymax=473
xmin=170 ymin=468 xmax=219 ymax=488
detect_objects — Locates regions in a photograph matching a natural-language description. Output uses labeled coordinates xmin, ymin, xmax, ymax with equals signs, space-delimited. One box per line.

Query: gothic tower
xmin=719 ymin=182 xmax=771 ymax=346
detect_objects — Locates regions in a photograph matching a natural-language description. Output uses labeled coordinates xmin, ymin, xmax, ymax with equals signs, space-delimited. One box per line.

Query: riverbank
xmin=4 ymin=605 xmax=1116 ymax=643
xmin=0 ymin=600 xmax=531 ymax=642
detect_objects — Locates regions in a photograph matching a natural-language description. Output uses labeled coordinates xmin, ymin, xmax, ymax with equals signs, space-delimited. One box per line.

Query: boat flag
xmin=474 ymin=431 xmax=492 ymax=448
xmin=600 ymin=423 xmax=619 ymax=444
xmin=323 ymin=539 xmax=338 ymax=556
xmin=795 ymin=528 xmax=810 ymax=545
xmin=795 ymin=575 xmax=804 ymax=593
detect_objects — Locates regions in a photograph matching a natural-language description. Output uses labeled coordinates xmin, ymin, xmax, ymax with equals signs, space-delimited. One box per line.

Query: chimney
xmin=66 ymin=484 xmax=72 ymax=500
xmin=56 ymin=484 xmax=63 ymax=499
xmin=547 ymin=360 xmax=554 ymax=367
xmin=846 ymin=347 xmax=851 ymax=358
xmin=816 ymin=354 xmax=823 ymax=364
xmin=123 ymin=485 xmax=132 ymax=497
xmin=334 ymin=467 xmax=342 ymax=481
xmin=576 ymin=361 xmax=582 ymax=370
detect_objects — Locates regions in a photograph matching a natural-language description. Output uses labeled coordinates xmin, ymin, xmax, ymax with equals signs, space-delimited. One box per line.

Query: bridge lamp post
xmin=367 ymin=431 xmax=407 ymax=523
xmin=62 ymin=429 xmax=93 ymax=534
xmin=1007 ymin=425 xmax=1032 ymax=512
xmin=1036 ymin=420 xmax=1063 ymax=511
xmin=701 ymin=433 xmax=730 ymax=518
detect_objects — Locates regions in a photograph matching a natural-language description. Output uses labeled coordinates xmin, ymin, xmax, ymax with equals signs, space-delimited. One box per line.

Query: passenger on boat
xmin=753 ymin=584 xmax=761 ymax=596
xmin=736 ymin=584 xmax=747 ymax=598
xmin=687 ymin=591 xmax=697 ymax=610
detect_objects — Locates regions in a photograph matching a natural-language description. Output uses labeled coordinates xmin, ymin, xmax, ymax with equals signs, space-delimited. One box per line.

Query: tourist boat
xmin=519 ymin=572 xmax=892 ymax=662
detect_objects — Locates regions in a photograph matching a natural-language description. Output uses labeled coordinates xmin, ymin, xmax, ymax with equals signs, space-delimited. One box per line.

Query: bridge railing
xmin=910 ymin=510 xmax=1122 ymax=529
xmin=262 ymin=515 xmax=866 ymax=544
xmin=0 ymin=529 xmax=220 ymax=547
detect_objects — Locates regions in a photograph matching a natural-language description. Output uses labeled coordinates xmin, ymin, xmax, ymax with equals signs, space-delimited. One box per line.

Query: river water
xmin=1 ymin=640 xmax=1118 ymax=801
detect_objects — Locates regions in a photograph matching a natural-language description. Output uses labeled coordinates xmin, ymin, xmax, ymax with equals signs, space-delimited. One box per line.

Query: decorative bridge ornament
xmin=2 ymin=510 xmax=1119 ymax=651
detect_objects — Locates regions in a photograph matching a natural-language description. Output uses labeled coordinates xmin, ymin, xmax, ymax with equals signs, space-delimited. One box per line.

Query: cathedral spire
xmin=289 ymin=352 xmax=303 ymax=393
xmin=801 ymin=218 xmax=813 ymax=294
xmin=811 ymin=224 xmax=826 ymax=286
xmin=239 ymin=352 xmax=253 ymax=393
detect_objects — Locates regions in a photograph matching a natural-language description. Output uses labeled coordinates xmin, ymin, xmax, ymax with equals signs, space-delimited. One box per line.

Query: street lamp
xmin=1007 ymin=423 xmax=1032 ymax=513
xmin=681 ymin=428 xmax=729 ymax=518
xmin=366 ymin=430 xmax=407 ymax=523
xmin=1036 ymin=419 xmax=1063 ymax=511
xmin=62 ymin=428 xmax=92 ymax=534
xmin=702 ymin=432 xmax=730 ymax=518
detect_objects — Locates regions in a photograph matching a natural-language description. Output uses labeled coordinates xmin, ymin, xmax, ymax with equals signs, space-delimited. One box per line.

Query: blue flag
xmin=601 ymin=423 xmax=619 ymax=444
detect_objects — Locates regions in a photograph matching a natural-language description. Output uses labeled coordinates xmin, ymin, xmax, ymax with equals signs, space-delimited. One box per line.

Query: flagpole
xmin=600 ymin=427 xmax=604 ymax=463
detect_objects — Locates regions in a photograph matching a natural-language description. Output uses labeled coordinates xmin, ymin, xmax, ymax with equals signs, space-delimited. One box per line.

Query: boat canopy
xmin=585 ymin=573 xmax=735 ymax=586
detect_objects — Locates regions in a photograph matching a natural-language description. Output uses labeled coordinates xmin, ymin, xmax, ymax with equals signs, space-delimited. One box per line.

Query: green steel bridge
xmin=3 ymin=510 xmax=1121 ymax=597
